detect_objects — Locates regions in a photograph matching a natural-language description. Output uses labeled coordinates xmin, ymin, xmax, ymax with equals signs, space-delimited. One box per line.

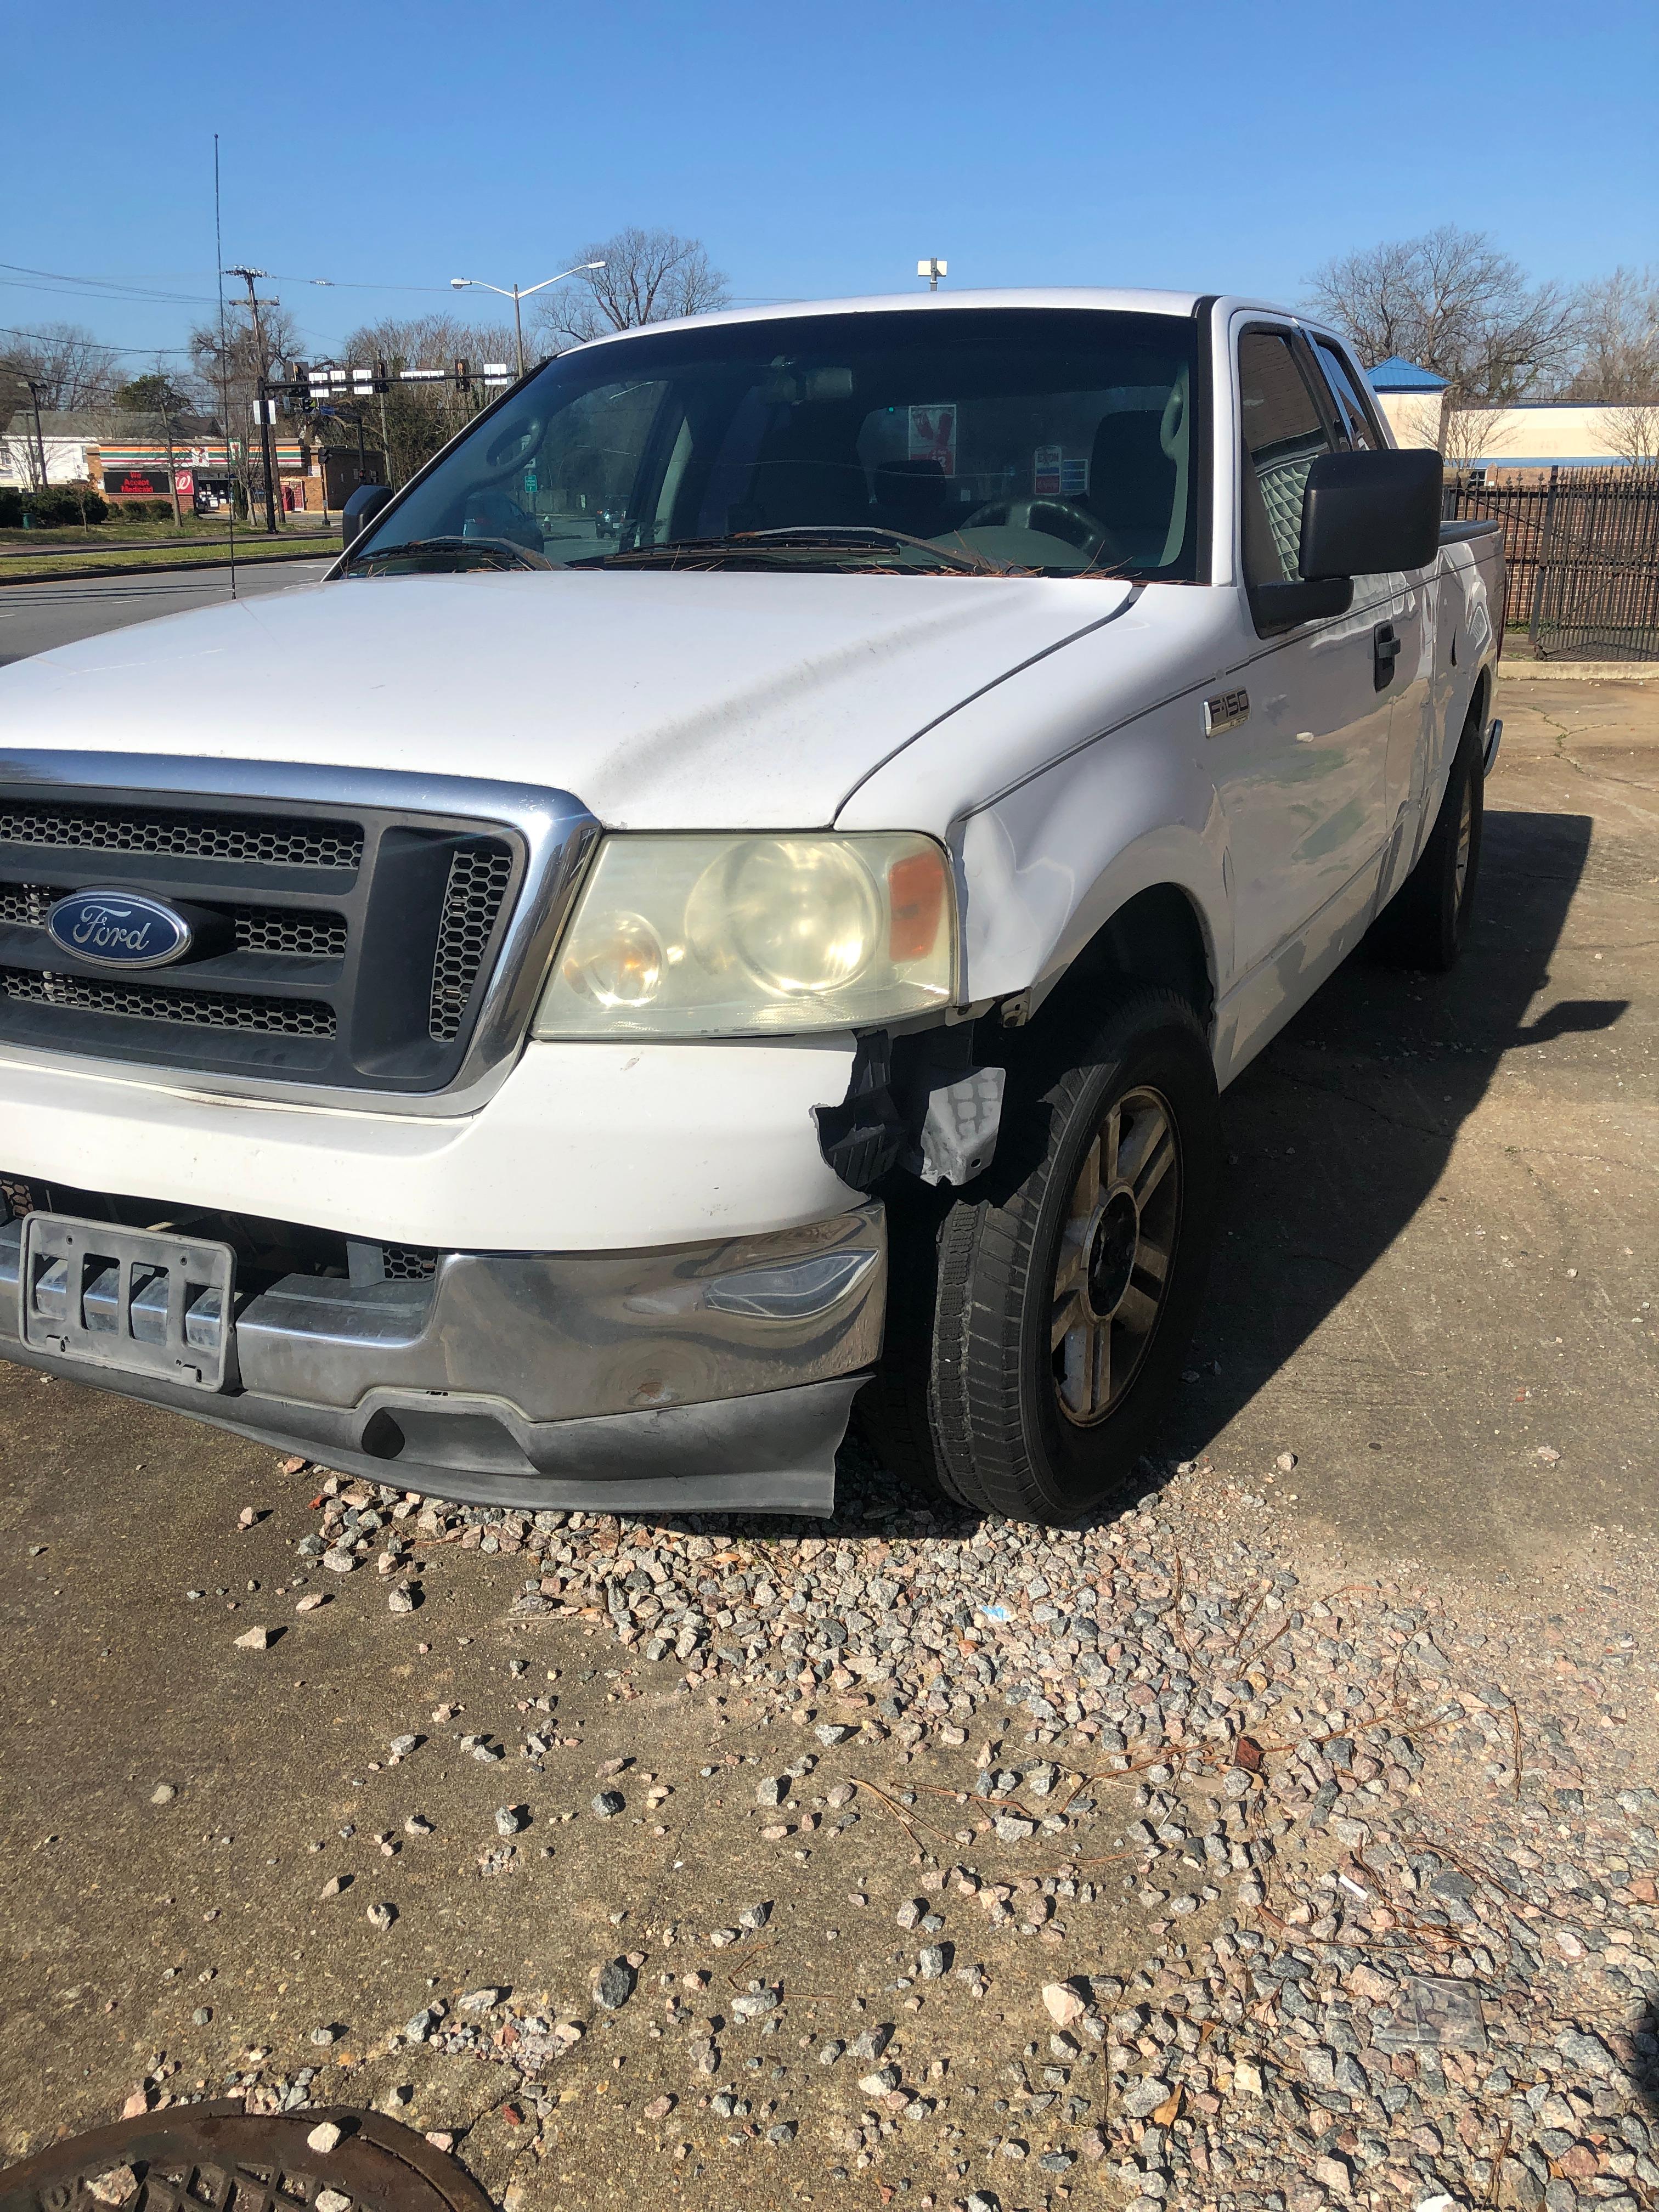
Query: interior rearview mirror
xmin=1300 ymin=448 xmax=1443 ymax=579
xmin=341 ymin=483 xmax=395 ymax=550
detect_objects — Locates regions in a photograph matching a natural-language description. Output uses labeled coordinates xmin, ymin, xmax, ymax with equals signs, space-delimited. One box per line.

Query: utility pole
xmin=25 ymin=377 xmax=49 ymax=493
xmin=225 ymin=266 xmax=281 ymax=532
xmin=154 ymin=360 xmax=183 ymax=531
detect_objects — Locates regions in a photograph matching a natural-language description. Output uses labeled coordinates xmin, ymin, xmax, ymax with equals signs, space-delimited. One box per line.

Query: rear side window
xmin=1237 ymin=329 xmax=1338 ymax=586
xmin=1312 ymin=338 xmax=1384 ymax=450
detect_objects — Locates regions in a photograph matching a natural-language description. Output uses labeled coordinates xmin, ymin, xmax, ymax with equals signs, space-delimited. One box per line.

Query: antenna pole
xmin=213 ymin=136 xmax=238 ymax=601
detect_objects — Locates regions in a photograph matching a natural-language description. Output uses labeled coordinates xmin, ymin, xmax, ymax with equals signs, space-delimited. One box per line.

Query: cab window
xmin=1237 ymin=328 xmax=1338 ymax=587
xmin=1312 ymin=338 xmax=1384 ymax=450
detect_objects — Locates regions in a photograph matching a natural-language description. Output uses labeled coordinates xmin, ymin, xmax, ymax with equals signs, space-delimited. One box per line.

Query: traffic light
xmin=453 ymin=358 xmax=472 ymax=397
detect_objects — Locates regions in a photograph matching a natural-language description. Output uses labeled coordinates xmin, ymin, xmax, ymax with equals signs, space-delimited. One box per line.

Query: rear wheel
xmin=862 ymin=986 xmax=1221 ymax=1524
xmin=1373 ymin=708 xmax=1485 ymax=971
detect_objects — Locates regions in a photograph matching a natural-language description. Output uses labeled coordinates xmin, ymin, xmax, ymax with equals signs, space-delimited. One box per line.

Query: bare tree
xmin=1438 ymin=403 xmax=1514 ymax=472
xmin=339 ymin=312 xmax=516 ymax=486
xmin=109 ymin=365 xmax=193 ymax=526
xmin=1596 ymin=400 xmax=1659 ymax=465
xmin=535 ymin=228 xmax=730 ymax=349
xmin=1 ymin=321 xmax=120 ymax=411
xmin=1305 ymin=226 xmax=1580 ymax=407
xmin=1565 ymin=267 xmax=1659 ymax=403
xmin=188 ymin=301 xmax=303 ymax=514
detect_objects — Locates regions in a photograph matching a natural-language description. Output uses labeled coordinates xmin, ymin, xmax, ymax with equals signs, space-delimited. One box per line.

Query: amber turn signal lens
xmin=887 ymin=846 xmax=947 ymax=964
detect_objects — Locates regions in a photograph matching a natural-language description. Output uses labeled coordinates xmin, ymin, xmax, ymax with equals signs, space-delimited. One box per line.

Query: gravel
xmin=32 ymin=1440 xmax=1659 ymax=2211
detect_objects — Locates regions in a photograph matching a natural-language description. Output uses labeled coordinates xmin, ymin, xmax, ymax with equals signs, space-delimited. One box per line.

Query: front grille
xmin=0 ymin=1175 xmax=35 ymax=1220
xmin=0 ymin=883 xmax=55 ymax=927
xmin=0 ymin=777 xmax=530 ymax=1094
xmin=233 ymin=907 xmax=348 ymax=958
xmin=0 ymin=799 xmax=363 ymax=870
xmin=430 ymin=839 xmax=515 ymax=1042
xmin=0 ymin=882 xmax=346 ymax=961
xmin=0 ymin=968 xmax=335 ymax=1035
xmin=381 ymin=1243 xmax=439 ymax=1280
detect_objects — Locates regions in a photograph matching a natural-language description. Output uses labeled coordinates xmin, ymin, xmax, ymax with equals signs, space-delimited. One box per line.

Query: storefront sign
xmin=104 ymin=468 xmax=171 ymax=499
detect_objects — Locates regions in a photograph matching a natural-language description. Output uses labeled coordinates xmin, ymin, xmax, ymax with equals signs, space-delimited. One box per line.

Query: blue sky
xmin=6 ymin=0 xmax=1655 ymax=369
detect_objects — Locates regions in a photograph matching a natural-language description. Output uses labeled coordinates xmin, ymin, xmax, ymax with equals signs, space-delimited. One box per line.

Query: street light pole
xmin=449 ymin=264 xmax=607 ymax=376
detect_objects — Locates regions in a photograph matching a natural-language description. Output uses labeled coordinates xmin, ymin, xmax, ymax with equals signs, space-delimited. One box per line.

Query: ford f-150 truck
xmin=0 ymin=290 xmax=1503 ymax=1524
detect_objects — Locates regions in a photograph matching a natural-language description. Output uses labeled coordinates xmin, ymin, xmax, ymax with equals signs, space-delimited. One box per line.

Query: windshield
xmin=351 ymin=307 xmax=1203 ymax=580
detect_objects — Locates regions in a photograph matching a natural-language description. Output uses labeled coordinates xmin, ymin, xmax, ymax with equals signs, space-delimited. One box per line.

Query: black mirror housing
xmin=1300 ymin=448 xmax=1442 ymax=579
xmin=341 ymin=482 xmax=395 ymax=550
xmin=1248 ymin=577 xmax=1354 ymax=633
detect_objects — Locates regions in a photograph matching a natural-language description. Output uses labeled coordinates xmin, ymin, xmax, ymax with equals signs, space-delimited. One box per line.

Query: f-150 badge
xmin=1203 ymin=689 xmax=1250 ymax=736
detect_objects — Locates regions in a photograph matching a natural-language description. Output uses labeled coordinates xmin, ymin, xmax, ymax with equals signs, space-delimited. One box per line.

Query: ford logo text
xmin=44 ymin=889 xmax=195 ymax=969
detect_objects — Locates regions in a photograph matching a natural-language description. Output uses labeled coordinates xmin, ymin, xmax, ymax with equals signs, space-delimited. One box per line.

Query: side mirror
xmin=1249 ymin=577 xmax=1353 ymax=630
xmin=341 ymin=482 xmax=395 ymax=550
xmin=1300 ymin=447 xmax=1443 ymax=579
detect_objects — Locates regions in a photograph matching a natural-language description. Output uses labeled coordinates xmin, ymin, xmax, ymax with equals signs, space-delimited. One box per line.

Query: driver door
xmin=1209 ymin=324 xmax=1396 ymax=992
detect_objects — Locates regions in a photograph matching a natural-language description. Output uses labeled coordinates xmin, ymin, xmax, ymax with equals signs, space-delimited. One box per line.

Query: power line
xmin=0 ymin=260 xmax=218 ymax=307
xmin=0 ymin=321 xmax=195 ymax=360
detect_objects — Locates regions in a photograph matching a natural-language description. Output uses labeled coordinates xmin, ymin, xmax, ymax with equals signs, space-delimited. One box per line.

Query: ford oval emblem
xmin=45 ymin=888 xmax=194 ymax=969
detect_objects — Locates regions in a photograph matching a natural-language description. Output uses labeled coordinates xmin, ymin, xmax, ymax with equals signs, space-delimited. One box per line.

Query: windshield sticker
xmin=908 ymin=403 xmax=957 ymax=477
xmin=1035 ymin=448 xmax=1090 ymax=498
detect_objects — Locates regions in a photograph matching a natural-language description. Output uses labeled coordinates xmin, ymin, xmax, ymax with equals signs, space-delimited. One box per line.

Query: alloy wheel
xmin=1050 ymin=1084 xmax=1181 ymax=1425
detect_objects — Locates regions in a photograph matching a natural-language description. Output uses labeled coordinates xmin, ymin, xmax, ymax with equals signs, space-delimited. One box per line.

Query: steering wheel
xmin=959 ymin=495 xmax=1106 ymax=555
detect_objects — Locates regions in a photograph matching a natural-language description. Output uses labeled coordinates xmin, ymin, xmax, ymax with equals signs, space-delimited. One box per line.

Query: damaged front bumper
xmin=0 ymin=1203 xmax=886 ymax=1515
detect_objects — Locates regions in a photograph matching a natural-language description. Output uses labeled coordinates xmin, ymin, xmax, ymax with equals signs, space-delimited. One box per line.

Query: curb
xmin=1498 ymin=661 xmax=1659 ymax=681
xmin=0 ymin=546 xmax=340 ymax=588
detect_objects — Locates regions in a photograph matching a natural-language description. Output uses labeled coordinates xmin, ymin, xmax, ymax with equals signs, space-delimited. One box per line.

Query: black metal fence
xmin=1443 ymin=466 xmax=1659 ymax=661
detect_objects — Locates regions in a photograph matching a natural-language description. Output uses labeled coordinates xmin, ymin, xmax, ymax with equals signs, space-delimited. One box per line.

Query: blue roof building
xmin=1366 ymin=357 xmax=1450 ymax=393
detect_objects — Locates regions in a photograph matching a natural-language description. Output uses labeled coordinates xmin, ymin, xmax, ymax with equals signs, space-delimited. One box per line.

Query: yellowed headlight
xmin=533 ymin=832 xmax=955 ymax=1040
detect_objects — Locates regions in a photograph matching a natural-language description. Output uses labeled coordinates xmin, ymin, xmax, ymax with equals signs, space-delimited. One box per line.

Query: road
xmin=0 ymin=675 xmax=1654 ymax=2205
xmin=0 ymin=560 xmax=334 ymax=667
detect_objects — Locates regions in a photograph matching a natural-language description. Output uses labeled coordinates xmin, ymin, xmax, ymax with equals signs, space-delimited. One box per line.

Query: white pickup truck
xmin=0 ymin=289 xmax=1502 ymax=1523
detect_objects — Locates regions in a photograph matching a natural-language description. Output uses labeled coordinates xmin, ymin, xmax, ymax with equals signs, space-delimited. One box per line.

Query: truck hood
xmin=0 ymin=568 xmax=1134 ymax=828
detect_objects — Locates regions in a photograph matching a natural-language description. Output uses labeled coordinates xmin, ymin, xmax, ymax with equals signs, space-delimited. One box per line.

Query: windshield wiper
xmin=578 ymin=525 xmax=1007 ymax=575
xmin=348 ymin=534 xmax=552 ymax=573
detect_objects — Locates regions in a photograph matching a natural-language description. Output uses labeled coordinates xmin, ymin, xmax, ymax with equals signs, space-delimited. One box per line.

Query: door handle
xmin=1373 ymin=622 xmax=1402 ymax=692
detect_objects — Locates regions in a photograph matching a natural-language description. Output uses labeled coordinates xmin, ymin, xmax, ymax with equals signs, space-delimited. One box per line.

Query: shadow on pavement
xmin=1167 ymin=808 xmax=1624 ymax=1475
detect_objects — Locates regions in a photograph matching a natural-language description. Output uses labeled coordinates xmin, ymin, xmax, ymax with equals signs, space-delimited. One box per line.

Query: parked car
xmin=0 ymin=289 xmax=1502 ymax=1523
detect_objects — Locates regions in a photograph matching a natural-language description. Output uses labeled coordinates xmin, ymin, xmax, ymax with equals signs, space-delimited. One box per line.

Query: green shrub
xmin=117 ymin=498 xmax=172 ymax=522
xmin=20 ymin=483 xmax=110 ymax=525
xmin=0 ymin=488 xmax=22 ymax=527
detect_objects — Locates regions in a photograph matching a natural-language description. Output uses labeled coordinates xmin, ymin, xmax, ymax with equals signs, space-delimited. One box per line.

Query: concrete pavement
xmin=1184 ymin=672 xmax=1657 ymax=1574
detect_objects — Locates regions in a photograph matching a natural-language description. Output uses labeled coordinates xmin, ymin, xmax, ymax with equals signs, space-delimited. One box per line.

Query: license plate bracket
xmin=19 ymin=1212 xmax=237 ymax=1391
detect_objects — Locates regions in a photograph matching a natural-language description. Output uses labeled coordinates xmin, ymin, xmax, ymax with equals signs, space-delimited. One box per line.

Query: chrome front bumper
xmin=0 ymin=1204 xmax=886 ymax=1515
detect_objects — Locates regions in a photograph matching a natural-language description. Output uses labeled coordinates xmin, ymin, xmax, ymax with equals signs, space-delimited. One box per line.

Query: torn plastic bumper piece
xmin=915 ymin=1064 xmax=1005 ymax=1186
xmin=0 ymin=1204 xmax=885 ymax=1514
xmin=814 ymin=1026 xmax=1005 ymax=1192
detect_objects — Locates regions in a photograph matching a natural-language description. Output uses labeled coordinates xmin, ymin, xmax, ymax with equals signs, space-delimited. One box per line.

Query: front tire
xmin=922 ymin=986 xmax=1222 ymax=1524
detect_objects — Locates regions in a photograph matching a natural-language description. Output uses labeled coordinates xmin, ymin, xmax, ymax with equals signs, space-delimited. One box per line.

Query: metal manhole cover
xmin=0 ymin=2104 xmax=495 ymax=2212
